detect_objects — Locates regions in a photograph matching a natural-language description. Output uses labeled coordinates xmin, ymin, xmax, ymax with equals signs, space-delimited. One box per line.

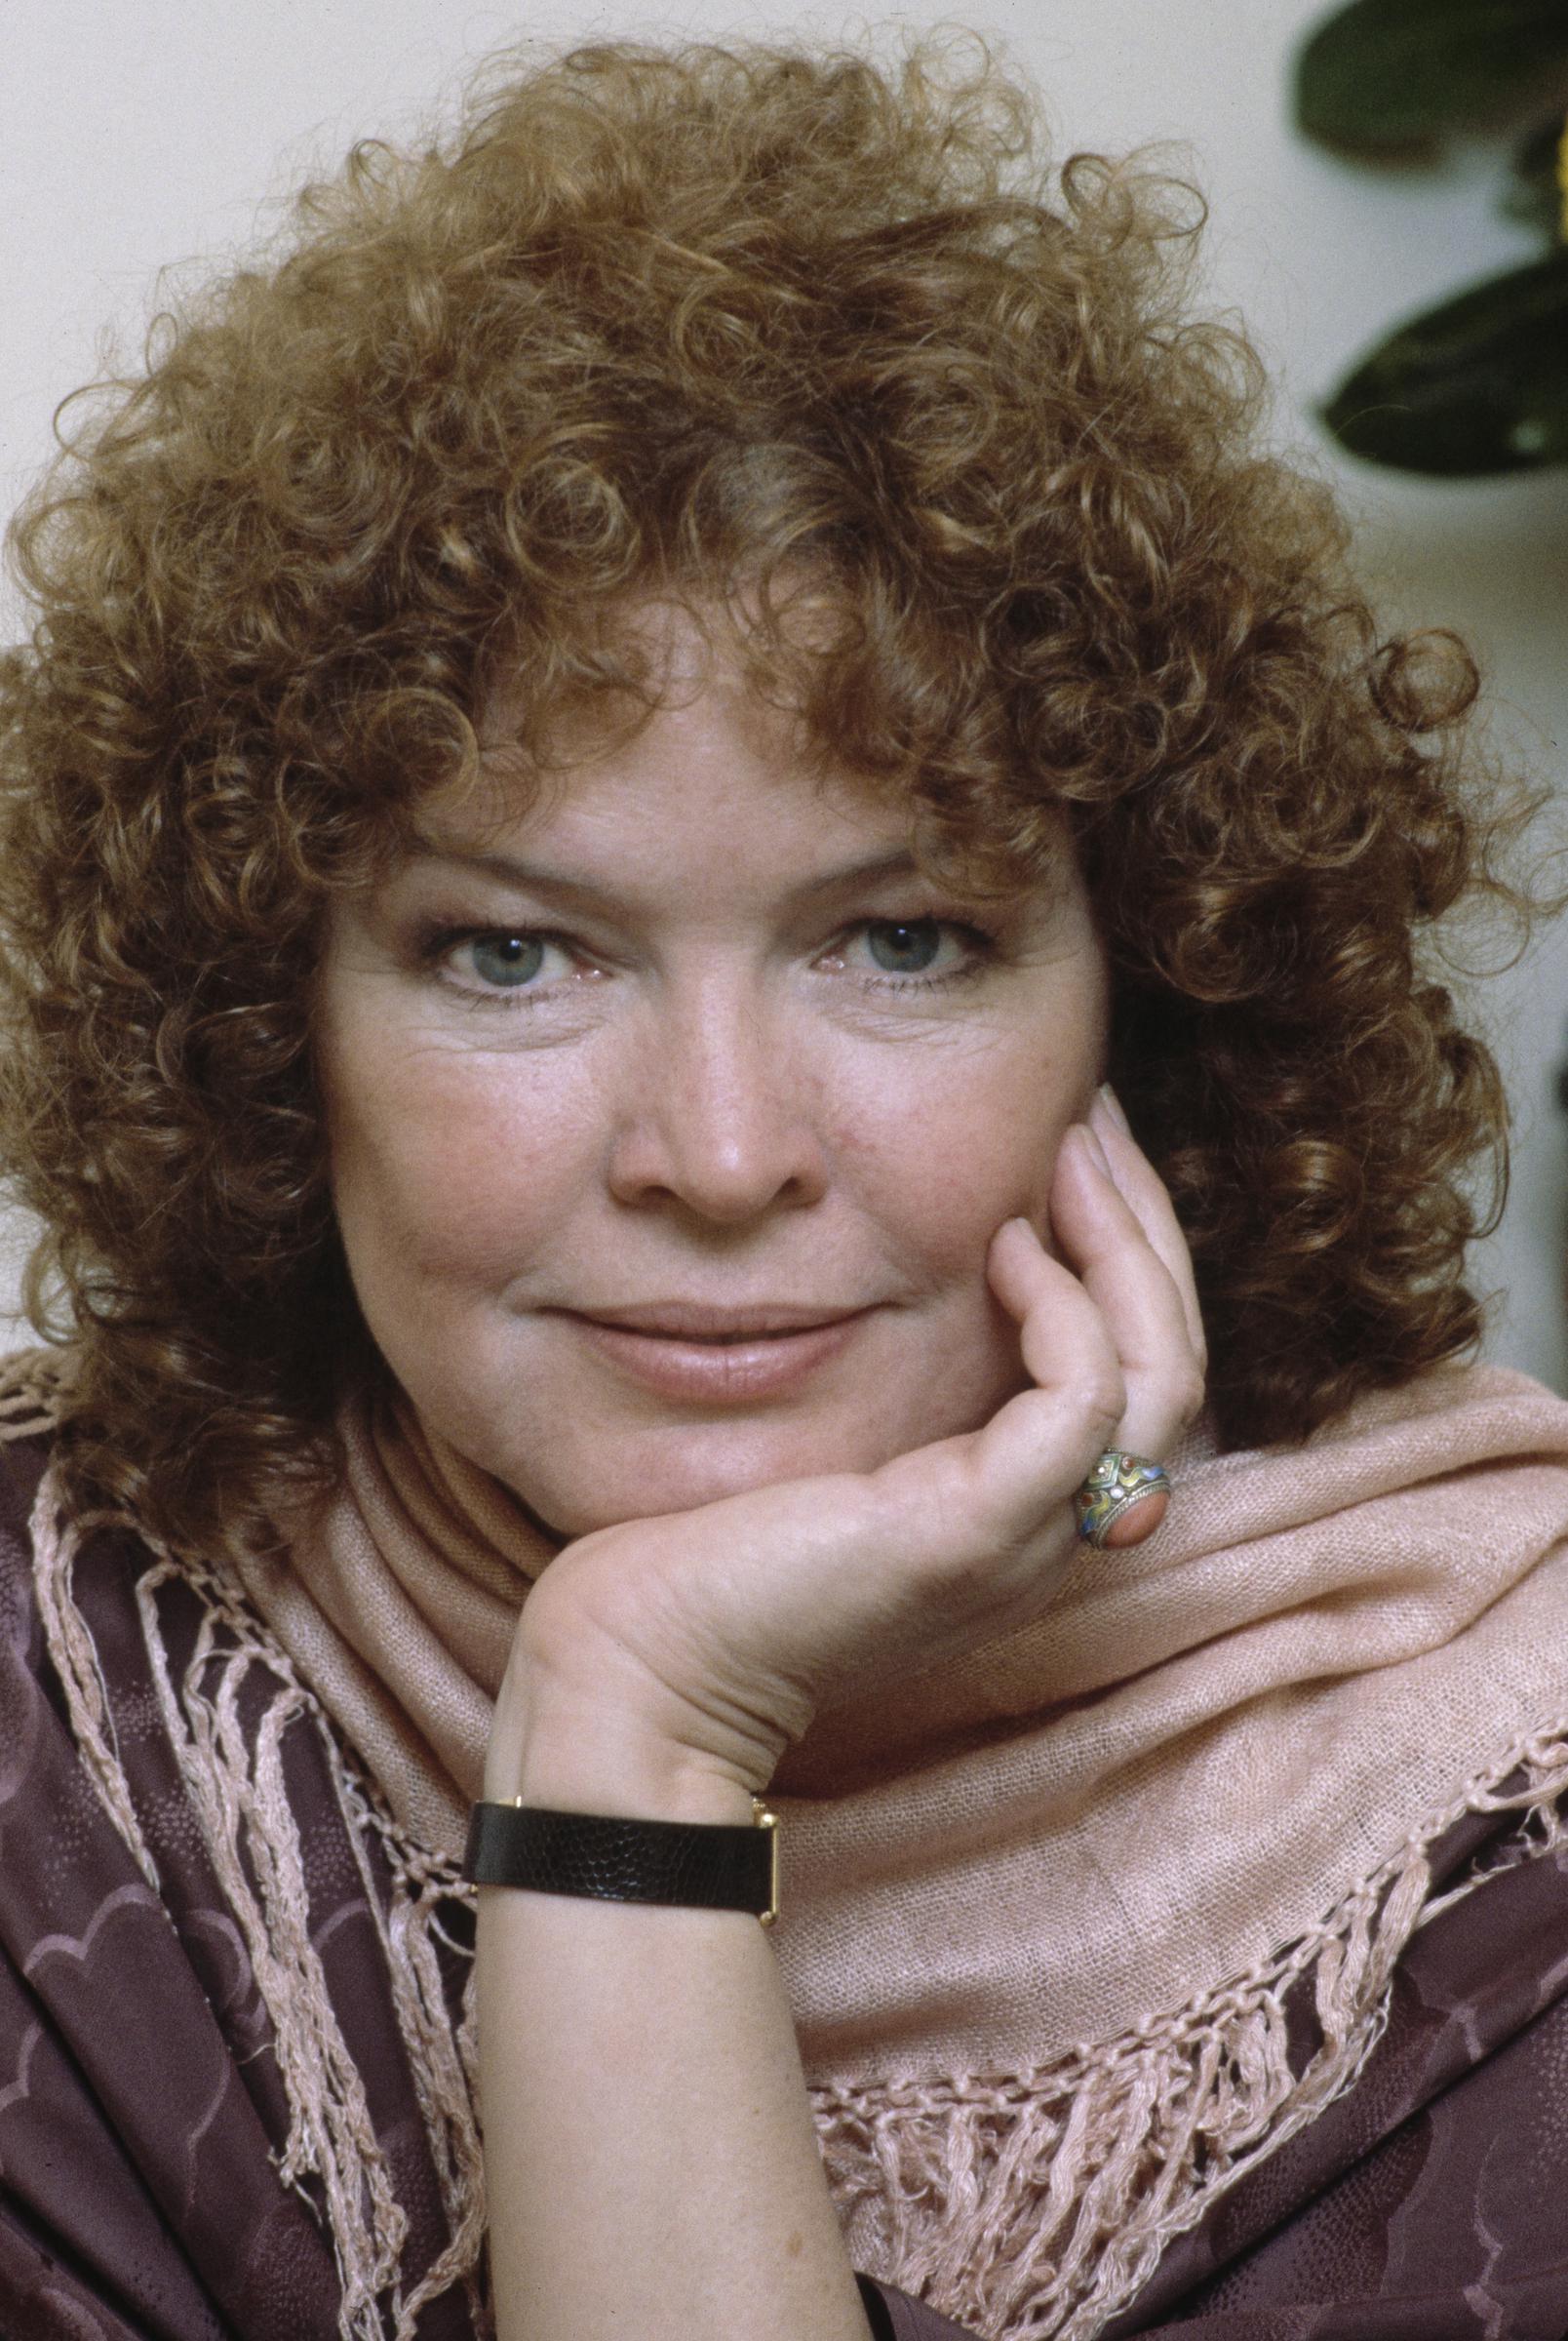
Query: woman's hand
xmin=489 ymin=1087 xmax=1206 ymax=1804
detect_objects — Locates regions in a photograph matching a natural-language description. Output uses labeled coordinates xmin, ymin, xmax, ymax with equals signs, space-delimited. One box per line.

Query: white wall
xmin=4 ymin=0 xmax=1566 ymax=1385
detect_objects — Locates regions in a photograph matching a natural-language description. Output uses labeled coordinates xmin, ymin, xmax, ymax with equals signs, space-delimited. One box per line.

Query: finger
xmin=1088 ymin=1086 xmax=1207 ymax=1371
xmin=875 ymin=1283 xmax=1159 ymax=1603
xmin=890 ymin=1216 xmax=1123 ymax=1545
xmin=987 ymin=1210 xmax=1127 ymax=1437
xmin=1048 ymin=1125 xmax=1204 ymax=1458
xmin=1050 ymin=1125 xmax=1196 ymax=1547
xmin=975 ymin=1190 xmax=1191 ymax=1565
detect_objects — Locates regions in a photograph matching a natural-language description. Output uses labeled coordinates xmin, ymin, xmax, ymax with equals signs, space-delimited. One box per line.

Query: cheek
xmin=321 ymin=1031 xmax=589 ymax=1292
xmin=824 ymin=1028 xmax=1096 ymax=1277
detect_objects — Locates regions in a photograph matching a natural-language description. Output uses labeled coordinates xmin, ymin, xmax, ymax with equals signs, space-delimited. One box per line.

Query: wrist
xmin=490 ymin=1597 xmax=789 ymax=1814
xmin=486 ymin=1689 xmax=764 ymax=1825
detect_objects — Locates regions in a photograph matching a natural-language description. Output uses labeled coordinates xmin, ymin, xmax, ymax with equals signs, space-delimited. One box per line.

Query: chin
xmin=500 ymin=1413 xmax=903 ymax=1539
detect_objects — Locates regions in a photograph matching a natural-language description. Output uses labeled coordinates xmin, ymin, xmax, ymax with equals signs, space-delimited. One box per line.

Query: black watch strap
xmin=462 ymin=1797 xmax=780 ymax=1925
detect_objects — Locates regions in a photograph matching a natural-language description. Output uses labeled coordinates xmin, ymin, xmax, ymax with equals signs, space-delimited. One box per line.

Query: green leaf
xmin=1320 ymin=251 xmax=1568 ymax=471
xmin=1295 ymin=0 xmax=1568 ymax=153
xmin=1498 ymin=108 xmax=1566 ymax=233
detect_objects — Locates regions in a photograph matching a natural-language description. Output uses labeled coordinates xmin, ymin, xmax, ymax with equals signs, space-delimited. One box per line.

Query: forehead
xmin=436 ymin=595 xmax=1063 ymax=899
xmin=444 ymin=603 xmax=897 ymax=853
xmin=425 ymin=689 xmax=918 ymax=910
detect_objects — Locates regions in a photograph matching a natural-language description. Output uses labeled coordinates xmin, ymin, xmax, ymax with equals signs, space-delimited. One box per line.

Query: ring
xmin=1073 ymin=1450 xmax=1171 ymax=1549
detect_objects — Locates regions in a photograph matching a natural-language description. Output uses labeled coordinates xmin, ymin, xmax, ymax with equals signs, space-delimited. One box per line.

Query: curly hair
xmin=0 ymin=34 xmax=1536 ymax=1556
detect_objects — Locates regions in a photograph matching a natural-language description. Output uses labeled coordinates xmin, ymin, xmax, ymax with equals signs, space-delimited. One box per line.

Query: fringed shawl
xmin=15 ymin=1350 xmax=1568 ymax=2339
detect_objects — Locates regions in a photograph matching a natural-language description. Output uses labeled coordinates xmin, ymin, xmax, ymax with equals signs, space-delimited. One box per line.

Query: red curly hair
xmin=0 ymin=35 xmax=1533 ymax=1554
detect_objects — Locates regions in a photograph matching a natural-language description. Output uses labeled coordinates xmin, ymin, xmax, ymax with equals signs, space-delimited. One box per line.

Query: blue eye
xmin=467 ymin=934 xmax=545 ymax=988
xmin=864 ymin=920 xmax=944 ymax=973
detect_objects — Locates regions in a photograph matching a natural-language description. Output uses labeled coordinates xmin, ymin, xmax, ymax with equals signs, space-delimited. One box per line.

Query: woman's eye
xmin=849 ymin=918 xmax=988 ymax=984
xmin=445 ymin=932 xmax=561 ymax=991
xmin=863 ymin=919 xmax=945 ymax=974
xmin=470 ymin=933 xmax=544 ymax=987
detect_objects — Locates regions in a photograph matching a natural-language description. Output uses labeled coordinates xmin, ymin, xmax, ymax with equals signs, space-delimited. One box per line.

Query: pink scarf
xmin=231 ymin=1361 xmax=1568 ymax=2336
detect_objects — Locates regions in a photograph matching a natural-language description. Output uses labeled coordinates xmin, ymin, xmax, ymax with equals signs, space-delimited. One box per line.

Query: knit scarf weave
xmin=25 ymin=1354 xmax=1568 ymax=2339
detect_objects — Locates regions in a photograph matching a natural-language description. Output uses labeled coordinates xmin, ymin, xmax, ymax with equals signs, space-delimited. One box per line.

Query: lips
xmin=558 ymin=1303 xmax=873 ymax=1403
xmin=568 ymin=1301 xmax=865 ymax=1339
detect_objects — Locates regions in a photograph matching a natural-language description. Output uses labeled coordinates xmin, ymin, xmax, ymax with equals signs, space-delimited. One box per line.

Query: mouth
xmin=568 ymin=1301 xmax=868 ymax=1340
xmin=557 ymin=1303 xmax=874 ymax=1403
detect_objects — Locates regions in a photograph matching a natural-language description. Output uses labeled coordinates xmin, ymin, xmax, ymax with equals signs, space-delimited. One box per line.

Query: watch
xmin=462 ymin=1795 xmax=780 ymax=1925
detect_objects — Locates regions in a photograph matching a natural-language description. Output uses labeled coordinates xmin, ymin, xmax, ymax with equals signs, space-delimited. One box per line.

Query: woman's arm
xmin=478 ymin=1687 xmax=872 ymax=2341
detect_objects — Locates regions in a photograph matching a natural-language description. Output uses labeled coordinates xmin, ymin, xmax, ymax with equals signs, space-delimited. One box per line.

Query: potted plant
xmin=1295 ymin=0 xmax=1568 ymax=473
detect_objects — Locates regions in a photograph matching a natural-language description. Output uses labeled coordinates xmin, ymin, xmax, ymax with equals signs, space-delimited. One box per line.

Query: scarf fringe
xmin=13 ymin=1351 xmax=1568 ymax=2341
xmin=16 ymin=1378 xmax=489 ymax=2341
xmin=811 ymin=1725 xmax=1568 ymax=2340
xmin=0 ymin=1343 xmax=76 ymax=1439
xmin=335 ymin=1765 xmax=490 ymax=2335
xmin=132 ymin=1548 xmax=412 ymax=2340
xmin=28 ymin=1476 xmax=162 ymax=1895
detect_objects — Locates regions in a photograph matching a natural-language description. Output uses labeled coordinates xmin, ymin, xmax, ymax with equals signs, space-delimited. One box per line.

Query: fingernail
xmin=1079 ymin=1121 xmax=1112 ymax=1176
xmin=1095 ymin=1083 xmax=1130 ymax=1134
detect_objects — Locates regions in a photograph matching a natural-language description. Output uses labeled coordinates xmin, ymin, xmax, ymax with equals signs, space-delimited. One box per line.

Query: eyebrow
xmin=401 ymin=840 xmax=937 ymax=907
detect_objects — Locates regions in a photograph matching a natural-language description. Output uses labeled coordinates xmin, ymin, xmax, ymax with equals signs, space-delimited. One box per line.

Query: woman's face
xmin=315 ymin=617 xmax=1111 ymax=1537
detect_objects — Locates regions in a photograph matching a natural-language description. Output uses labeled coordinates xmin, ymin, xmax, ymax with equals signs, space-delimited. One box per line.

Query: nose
xmin=605 ymin=977 xmax=830 ymax=1224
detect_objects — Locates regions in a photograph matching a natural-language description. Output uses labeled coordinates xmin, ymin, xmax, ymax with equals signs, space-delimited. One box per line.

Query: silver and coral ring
xmin=1073 ymin=1450 xmax=1172 ymax=1549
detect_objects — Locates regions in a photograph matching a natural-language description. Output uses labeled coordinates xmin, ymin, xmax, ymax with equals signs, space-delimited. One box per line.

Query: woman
xmin=2 ymin=35 xmax=1567 ymax=2341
